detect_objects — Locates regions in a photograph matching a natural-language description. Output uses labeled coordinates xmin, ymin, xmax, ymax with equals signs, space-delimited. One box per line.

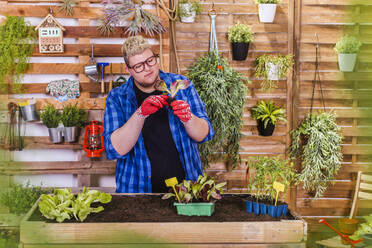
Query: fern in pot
xmin=251 ymin=100 xmax=287 ymax=136
xmin=255 ymin=0 xmax=281 ymax=23
xmin=178 ymin=0 xmax=202 ymax=23
xmin=255 ymin=54 xmax=293 ymax=91
xmin=289 ymin=111 xmax=343 ymax=198
xmin=40 ymin=104 xmax=63 ymax=143
xmin=228 ymin=23 xmax=253 ymax=61
xmin=61 ymin=104 xmax=88 ymax=143
xmin=334 ymin=35 xmax=362 ymax=72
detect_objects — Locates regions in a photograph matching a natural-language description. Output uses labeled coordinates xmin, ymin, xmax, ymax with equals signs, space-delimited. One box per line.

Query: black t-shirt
xmin=134 ymin=83 xmax=185 ymax=193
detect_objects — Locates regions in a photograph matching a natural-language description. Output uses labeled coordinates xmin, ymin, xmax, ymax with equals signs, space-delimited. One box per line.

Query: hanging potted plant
xmin=60 ymin=104 xmax=88 ymax=143
xmin=177 ymin=0 xmax=203 ymax=23
xmin=227 ymin=23 xmax=253 ymax=61
xmin=245 ymin=156 xmax=295 ymax=217
xmin=334 ymin=35 xmax=362 ymax=72
xmin=255 ymin=54 xmax=293 ymax=90
xmin=250 ymin=100 xmax=287 ymax=136
xmin=40 ymin=104 xmax=63 ymax=143
xmin=162 ymin=175 xmax=226 ymax=216
xmin=289 ymin=111 xmax=343 ymax=198
xmin=255 ymin=0 xmax=281 ymax=23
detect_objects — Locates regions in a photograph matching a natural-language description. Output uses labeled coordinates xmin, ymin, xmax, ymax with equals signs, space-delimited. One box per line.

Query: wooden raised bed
xmin=19 ymin=194 xmax=307 ymax=248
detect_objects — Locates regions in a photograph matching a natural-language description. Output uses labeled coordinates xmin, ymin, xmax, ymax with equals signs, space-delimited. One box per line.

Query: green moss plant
xmin=61 ymin=104 xmax=88 ymax=128
xmin=187 ymin=51 xmax=250 ymax=169
xmin=0 ymin=16 xmax=36 ymax=94
xmin=228 ymin=23 xmax=253 ymax=43
xmin=40 ymin=104 xmax=61 ymax=129
xmin=289 ymin=111 xmax=343 ymax=198
xmin=334 ymin=35 xmax=362 ymax=54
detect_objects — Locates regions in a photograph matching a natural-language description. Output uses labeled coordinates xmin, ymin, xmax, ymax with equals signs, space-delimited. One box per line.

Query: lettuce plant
xmin=162 ymin=175 xmax=226 ymax=203
xmin=350 ymin=213 xmax=372 ymax=240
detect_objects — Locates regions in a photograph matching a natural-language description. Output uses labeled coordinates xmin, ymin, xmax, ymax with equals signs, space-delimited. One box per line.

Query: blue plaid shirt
xmin=103 ymin=71 xmax=214 ymax=193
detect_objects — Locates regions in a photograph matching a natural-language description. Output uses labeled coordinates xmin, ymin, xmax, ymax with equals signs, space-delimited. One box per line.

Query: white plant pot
xmin=258 ymin=4 xmax=277 ymax=23
xmin=338 ymin=53 xmax=357 ymax=72
xmin=179 ymin=3 xmax=196 ymax=23
xmin=266 ymin=62 xmax=281 ymax=81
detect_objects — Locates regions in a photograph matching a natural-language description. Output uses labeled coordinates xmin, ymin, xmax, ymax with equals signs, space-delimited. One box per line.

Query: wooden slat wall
xmin=296 ymin=0 xmax=372 ymax=219
xmin=0 ymin=0 xmax=169 ymax=185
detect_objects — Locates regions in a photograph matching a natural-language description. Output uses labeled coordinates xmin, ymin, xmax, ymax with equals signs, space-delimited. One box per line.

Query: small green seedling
xmin=273 ymin=181 xmax=284 ymax=206
xmin=165 ymin=177 xmax=181 ymax=203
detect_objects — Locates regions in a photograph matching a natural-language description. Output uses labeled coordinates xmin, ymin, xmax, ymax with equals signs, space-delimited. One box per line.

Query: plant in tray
xmin=289 ymin=111 xmax=343 ymax=198
xmin=162 ymin=175 xmax=226 ymax=216
xmin=334 ymin=35 xmax=362 ymax=72
xmin=227 ymin=23 xmax=253 ymax=61
xmin=245 ymin=156 xmax=295 ymax=217
xmin=255 ymin=54 xmax=293 ymax=91
xmin=38 ymin=187 xmax=111 ymax=223
xmin=250 ymin=100 xmax=287 ymax=136
xmin=177 ymin=0 xmax=203 ymax=23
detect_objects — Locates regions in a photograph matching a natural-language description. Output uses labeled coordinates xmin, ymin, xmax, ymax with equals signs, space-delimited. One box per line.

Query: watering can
xmin=84 ymin=44 xmax=99 ymax=82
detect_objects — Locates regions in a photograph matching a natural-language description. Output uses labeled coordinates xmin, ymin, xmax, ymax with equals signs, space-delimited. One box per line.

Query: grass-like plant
xmin=0 ymin=16 xmax=36 ymax=94
xmin=255 ymin=0 xmax=281 ymax=3
xmin=187 ymin=51 xmax=250 ymax=169
xmin=255 ymin=54 xmax=293 ymax=90
xmin=289 ymin=111 xmax=343 ymax=198
xmin=228 ymin=23 xmax=253 ymax=43
xmin=250 ymin=100 xmax=287 ymax=128
xmin=334 ymin=35 xmax=362 ymax=54
xmin=178 ymin=0 xmax=203 ymax=19
xmin=61 ymin=104 xmax=88 ymax=128
xmin=40 ymin=104 xmax=61 ymax=129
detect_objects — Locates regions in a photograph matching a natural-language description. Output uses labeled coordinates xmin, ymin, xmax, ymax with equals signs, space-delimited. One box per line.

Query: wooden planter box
xmin=19 ymin=194 xmax=307 ymax=248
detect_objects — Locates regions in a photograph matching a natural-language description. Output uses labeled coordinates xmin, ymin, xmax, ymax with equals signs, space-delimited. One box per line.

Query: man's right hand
xmin=137 ymin=95 xmax=169 ymax=118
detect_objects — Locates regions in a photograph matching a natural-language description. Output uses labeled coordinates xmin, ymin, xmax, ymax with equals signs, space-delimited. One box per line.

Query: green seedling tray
xmin=174 ymin=202 xmax=215 ymax=216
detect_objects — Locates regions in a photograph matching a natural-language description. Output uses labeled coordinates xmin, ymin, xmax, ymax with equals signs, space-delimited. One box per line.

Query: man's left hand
xmin=171 ymin=100 xmax=192 ymax=123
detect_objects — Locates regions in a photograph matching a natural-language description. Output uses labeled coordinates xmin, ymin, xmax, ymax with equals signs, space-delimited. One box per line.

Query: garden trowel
xmin=165 ymin=177 xmax=181 ymax=203
xmin=273 ymin=181 xmax=284 ymax=206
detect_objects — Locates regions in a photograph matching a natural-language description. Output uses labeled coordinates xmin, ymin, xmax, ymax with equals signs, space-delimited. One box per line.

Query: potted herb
xmin=334 ymin=35 xmax=362 ymax=72
xmin=178 ymin=0 xmax=202 ymax=23
xmin=289 ymin=111 xmax=343 ymax=198
xmin=60 ymin=104 xmax=88 ymax=143
xmin=162 ymin=175 xmax=226 ymax=216
xmin=255 ymin=54 xmax=293 ymax=90
xmin=255 ymin=0 xmax=281 ymax=23
xmin=250 ymin=100 xmax=287 ymax=136
xmin=40 ymin=104 xmax=63 ymax=143
xmin=245 ymin=156 xmax=295 ymax=217
xmin=227 ymin=23 xmax=253 ymax=61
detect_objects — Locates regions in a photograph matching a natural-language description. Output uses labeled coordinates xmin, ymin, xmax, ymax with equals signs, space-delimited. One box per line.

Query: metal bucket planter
xmin=338 ymin=53 xmax=357 ymax=72
xmin=258 ymin=4 xmax=277 ymax=23
xmin=48 ymin=127 xmax=63 ymax=143
xmin=174 ymin=202 xmax=214 ymax=216
xmin=63 ymin=126 xmax=79 ymax=143
xmin=20 ymin=103 xmax=39 ymax=122
xmin=179 ymin=3 xmax=196 ymax=23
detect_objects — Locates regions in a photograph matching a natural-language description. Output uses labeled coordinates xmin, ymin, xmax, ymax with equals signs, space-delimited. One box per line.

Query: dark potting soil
xmin=29 ymin=194 xmax=296 ymax=223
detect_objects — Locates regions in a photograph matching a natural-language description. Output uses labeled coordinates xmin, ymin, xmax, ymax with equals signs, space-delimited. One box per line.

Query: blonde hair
xmin=122 ymin=36 xmax=152 ymax=66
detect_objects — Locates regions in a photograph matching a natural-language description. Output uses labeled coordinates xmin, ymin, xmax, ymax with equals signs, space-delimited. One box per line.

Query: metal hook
xmin=209 ymin=2 xmax=217 ymax=16
xmin=49 ymin=5 xmax=53 ymax=14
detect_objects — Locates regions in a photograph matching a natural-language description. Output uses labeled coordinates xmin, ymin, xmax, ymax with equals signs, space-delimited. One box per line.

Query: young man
xmin=103 ymin=36 xmax=214 ymax=193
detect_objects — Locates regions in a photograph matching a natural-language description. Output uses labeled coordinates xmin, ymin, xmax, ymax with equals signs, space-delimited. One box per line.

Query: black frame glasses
xmin=128 ymin=54 xmax=159 ymax=73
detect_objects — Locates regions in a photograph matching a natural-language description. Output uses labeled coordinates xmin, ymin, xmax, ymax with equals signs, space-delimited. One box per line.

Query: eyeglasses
xmin=128 ymin=54 xmax=159 ymax=73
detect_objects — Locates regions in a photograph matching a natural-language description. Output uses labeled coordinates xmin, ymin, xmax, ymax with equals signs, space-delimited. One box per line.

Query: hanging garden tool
xmin=108 ymin=63 xmax=113 ymax=92
xmin=98 ymin=62 xmax=109 ymax=93
xmin=84 ymin=44 xmax=99 ymax=83
xmin=273 ymin=181 xmax=284 ymax=206
xmin=165 ymin=177 xmax=181 ymax=203
xmin=1 ymin=102 xmax=23 ymax=151
xmin=113 ymin=63 xmax=127 ymax=89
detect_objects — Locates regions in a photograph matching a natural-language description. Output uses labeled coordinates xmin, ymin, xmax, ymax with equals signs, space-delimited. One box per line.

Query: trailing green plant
xmin=162 ymin=175 xmax=226 ymax=203
xmin=178 ymin=0 xmax=203 ymax=19
xmin=60 ymin=104 xmax=88 ymax=128
xmin=245 ymin=156 xmax=295 ymax=203
xmin=0 ymin=182 xmax=50 ymax=215
xmin=98 ymin=0 xmax=166 ymax=36
xmin=59 ymin=0 xmax=77 ymax=16
xmin=255 ymin=0 xmax=281 ymax=3
xmin=228 ymin=23 xmax=253 ymax=43
xmin=40 ymin=104 xmax=61 ymax=128
xmin=38 ymin=187 xmax=112 ymax=223
xmin=334 ymin=35 xmax=362 ymax=54
xmin=251 ymin=100 xmax=287 ymax=128
xmin=0 ymin=16 xmax=36 ymax=94
xmin=289 ymin=111 xmax=343 ymax=198
xmin=187 ymin=51 xmax=250 ymax=169
xmin=255 ymin=54 xmax=293 ymax=90
xmin=350 ymin=213 xmax=372 ymax=240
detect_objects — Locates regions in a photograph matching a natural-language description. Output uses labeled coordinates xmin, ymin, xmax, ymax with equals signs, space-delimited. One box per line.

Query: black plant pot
xmin=231 ymin=42 xmax=250 ymax=61
xmin=257 ymin=119 xmax=275 ymax=136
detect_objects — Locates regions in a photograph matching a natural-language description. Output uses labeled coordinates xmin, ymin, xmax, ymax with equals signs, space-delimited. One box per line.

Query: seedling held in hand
xmin=155 ymin=79 xmax=190 ymax=106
